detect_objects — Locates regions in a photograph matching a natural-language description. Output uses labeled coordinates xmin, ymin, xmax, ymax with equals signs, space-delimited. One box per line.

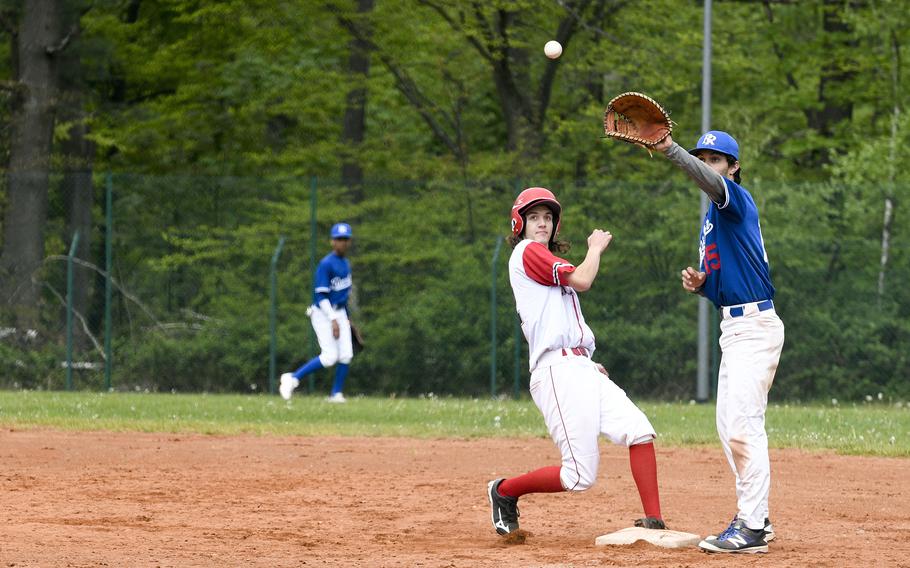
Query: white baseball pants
xmin=530 ymin=351 xmax=656 ymax=492
xmin=716 ymin=306 xmax=785 ymax=530
xmin=309 ymin=305 xmax=353 ymax=367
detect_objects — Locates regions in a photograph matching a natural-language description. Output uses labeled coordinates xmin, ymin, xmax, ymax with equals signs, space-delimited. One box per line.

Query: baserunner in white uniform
xmin=487 ymin=187 xmax=667 ymax=538
xmin=655 ymin=131 xmax=785 ymax=554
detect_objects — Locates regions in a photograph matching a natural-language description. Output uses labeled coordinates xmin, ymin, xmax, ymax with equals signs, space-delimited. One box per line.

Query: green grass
xmin=0 ymin=390 xmax=908 ymax=457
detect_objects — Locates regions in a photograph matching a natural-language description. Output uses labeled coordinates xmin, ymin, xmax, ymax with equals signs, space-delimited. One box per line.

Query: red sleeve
xmin=522 ymin=241 xmax=576 ymax=286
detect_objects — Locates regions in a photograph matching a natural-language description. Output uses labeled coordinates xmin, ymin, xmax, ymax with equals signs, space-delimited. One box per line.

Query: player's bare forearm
xmin=567 ymin=230 xmax=612 ymax=292
xmin=567 ymin=254 xmax=601 ymax=291
xmin=661 ymin=141 xmax=726 ymax=204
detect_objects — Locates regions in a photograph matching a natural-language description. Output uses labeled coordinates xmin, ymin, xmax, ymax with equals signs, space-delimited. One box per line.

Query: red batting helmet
xmin=510 ymin=187 xmax=562 ymax=238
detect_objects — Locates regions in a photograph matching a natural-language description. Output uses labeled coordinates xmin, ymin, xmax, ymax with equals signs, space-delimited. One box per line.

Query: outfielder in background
xmin=654 ymin=131 xmax=785 ymax=553
xmin=487 ymin=187 xmax=667 ymax=538
xmin=280 ymin=222 xmax=355 ymax=403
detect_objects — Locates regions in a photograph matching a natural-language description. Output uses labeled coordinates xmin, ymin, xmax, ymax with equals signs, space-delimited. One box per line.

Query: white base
xmin=595 ymin=527 xmax=701 ymax=549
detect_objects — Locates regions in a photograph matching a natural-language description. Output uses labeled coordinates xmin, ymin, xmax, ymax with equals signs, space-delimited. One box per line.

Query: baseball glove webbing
xmin=603 ymin=92 xmax=673 ymax=154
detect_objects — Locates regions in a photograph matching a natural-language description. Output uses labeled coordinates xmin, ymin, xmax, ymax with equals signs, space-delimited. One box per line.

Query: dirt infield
xmin=2 ymin=430 xmax=909 ymax=567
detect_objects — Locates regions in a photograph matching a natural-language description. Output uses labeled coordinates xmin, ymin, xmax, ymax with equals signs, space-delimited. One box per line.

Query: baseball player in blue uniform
xmin=280 ymin=222 xmax=355 ymax=403
xmin=655 ymin=132 xmax=785 ymax=553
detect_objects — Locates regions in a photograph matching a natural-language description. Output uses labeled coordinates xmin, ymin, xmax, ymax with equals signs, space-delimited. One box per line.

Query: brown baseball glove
xmin=603 ymin=92 xmax=673 ymax=152
xmin=350 ymin=321 xmax=365 ymax=353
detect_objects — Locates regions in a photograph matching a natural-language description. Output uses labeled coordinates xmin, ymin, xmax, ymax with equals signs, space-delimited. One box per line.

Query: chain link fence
xmin=1 ymin=173 xmax=909 ymax=400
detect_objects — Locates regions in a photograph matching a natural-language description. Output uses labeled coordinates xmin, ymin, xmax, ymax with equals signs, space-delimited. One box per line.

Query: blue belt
xmin=726 ymin=299 xmax=774 ymax=318
xmin=312 ymin=303 xmax=347 ymax=311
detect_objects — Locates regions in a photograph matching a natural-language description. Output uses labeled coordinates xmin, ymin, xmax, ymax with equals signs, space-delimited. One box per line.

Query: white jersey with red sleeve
xmin=509 ymin=239 xmax=596 ymax=372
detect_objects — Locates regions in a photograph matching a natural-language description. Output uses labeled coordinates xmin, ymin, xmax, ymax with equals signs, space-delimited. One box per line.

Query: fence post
xmin=490 ymin=235 xmax=504 ymax=398
xmin=308 ymin=176 xmax=318 ymax=394
xmin=104 ymin=174 xmax=113 ymax=391
xmin=65 ymin=230 xmax=81 ymax=391
xmin=268 ymin=237 xmax=286 ymax=395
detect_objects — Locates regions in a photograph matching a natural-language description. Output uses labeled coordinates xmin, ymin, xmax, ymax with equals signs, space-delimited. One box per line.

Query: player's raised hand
xmin=587 ymin=229 xmax=613 ymax=254
xmin=680 ymin=266 xmax=706 ymax=293
xmin=654 ymin=133 xmax=674 ymax=153
xmin=567 ymin=230 xmax=613 ymax=292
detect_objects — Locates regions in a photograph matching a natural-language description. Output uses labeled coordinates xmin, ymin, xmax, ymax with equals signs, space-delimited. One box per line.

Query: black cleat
xmin=708 ymin=515 xmax=775 ymax=542
xmin=634 ymin=516 xmax=667 ymax=530
xmin=487 ymin=479 xmax=520 ymax=535
xmin=698 ymin=518 xmax=768 ymax=553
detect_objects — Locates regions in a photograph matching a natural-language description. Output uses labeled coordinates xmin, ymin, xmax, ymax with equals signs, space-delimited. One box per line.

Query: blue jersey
xmin=313 ymin=252 xmax=352 ymax=308
xmin=698 ymin=178 xmax=775 ymax=308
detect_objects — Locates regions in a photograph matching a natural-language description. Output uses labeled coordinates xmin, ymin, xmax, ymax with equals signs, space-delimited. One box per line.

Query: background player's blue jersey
xmin=699 ymin=178 xmax=775 ymax=308
xmin=313 ymin=252 xmax=352 ymax=308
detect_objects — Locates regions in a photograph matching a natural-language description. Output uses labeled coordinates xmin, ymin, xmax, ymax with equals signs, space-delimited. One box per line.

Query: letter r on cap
xmin=702 ymin=134 xmax=717 ymax=146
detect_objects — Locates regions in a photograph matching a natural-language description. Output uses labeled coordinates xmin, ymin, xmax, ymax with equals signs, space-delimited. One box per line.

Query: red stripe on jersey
xmin=522 ymin=241 xmax=575 ymax=286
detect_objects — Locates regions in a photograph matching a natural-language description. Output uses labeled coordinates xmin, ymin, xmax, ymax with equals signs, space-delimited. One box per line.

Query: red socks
xmin=496 ymin=442 xmax=662 ymax=522
xmin=498 ymin=465 xmax=564 ymax=498
xmin=629 ymin=441 xmax=662 ymax=519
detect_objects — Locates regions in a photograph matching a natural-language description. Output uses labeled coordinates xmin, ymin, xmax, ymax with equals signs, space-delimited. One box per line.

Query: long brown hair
xmin=507 ymin=232 xmax=570 ymax=254
xmin=726 ymin=155 xmax=742 ymax=184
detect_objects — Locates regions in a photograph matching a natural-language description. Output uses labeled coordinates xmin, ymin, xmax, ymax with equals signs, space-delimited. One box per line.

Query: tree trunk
xmin=804 ymin=0 xmax=856 ymax=166
xmin=1 ymin=0 xmax=62 ymax=329
xmin=56 ymin=7 xmax=93 ymax=347
xmin=340 ymin=0 xmax=374 ymax=200
xmin=878 ymin=29 xmax=901 ymax=305
xmin=488 ymin=10 xmax=536 ymax=156
xmin=878 ymin=196 xmax=893 ymax=303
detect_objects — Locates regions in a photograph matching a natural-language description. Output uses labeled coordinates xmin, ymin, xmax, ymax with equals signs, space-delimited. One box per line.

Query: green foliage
xmin=4 ymin=1 xmax=910 ymax=400
xmin=50 ymin=0 xmax=908 ymax=183
xmin=0 ymin=341 xmax=62 ymax=390
xmin=113 ymin=323 xmax=265 ymax=393
xmin=36 ymin=173 xmax=899 ymax=402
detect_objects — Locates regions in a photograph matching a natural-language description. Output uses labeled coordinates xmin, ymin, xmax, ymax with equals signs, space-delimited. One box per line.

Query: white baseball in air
xmin=544 ymin=40 xmax=562 ymax=59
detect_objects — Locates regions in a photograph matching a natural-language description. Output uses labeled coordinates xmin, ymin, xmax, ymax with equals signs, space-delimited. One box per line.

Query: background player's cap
xmin=689 ymin=130 xmax=739 ymax=161
xmin=330 ymin=222 xmax=353 ymax=239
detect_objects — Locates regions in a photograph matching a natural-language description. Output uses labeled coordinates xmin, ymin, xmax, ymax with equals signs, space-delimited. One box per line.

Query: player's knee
xmin=630 ymin=433 xmax=655 ymax=446
xmin=561 ymin=461 xmax=598 ymax=492
xmin=565 ymin=472 xmax=596 ymax=492
xmin=573 ymin=474 xmax=597 ymax=492
xmin=319 ymin=353 xmax=339 ymax=367
xmin=624 ymin=414 xmax=656 ymax=447
xmin=338 ymin=345 xmax=354 ymax=365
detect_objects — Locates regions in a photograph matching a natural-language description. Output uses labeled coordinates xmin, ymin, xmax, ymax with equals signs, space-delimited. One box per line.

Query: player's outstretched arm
xmin=566 ymin=230 xmax=612 ymax=292
xmin=656 ymin=135 xmax=726 ymax=204
xmin=653 ymin=133 xmax=674 ymax=153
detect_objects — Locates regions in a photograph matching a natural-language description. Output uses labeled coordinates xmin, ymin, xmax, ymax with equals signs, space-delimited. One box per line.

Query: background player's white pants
xmin=716 ymin=308 xmax=785 ymax=530
xmin=529 ymin=353 xmax=656 ymax=492
xmin=309 ymin=306 xmax=353 ymax=366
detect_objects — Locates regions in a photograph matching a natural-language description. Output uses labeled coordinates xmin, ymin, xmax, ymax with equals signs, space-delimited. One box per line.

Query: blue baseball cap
xmin=689 ymin=130 xmax=739 ymax=161
xmin=330 ymin=222 xmax=352 ymax=239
